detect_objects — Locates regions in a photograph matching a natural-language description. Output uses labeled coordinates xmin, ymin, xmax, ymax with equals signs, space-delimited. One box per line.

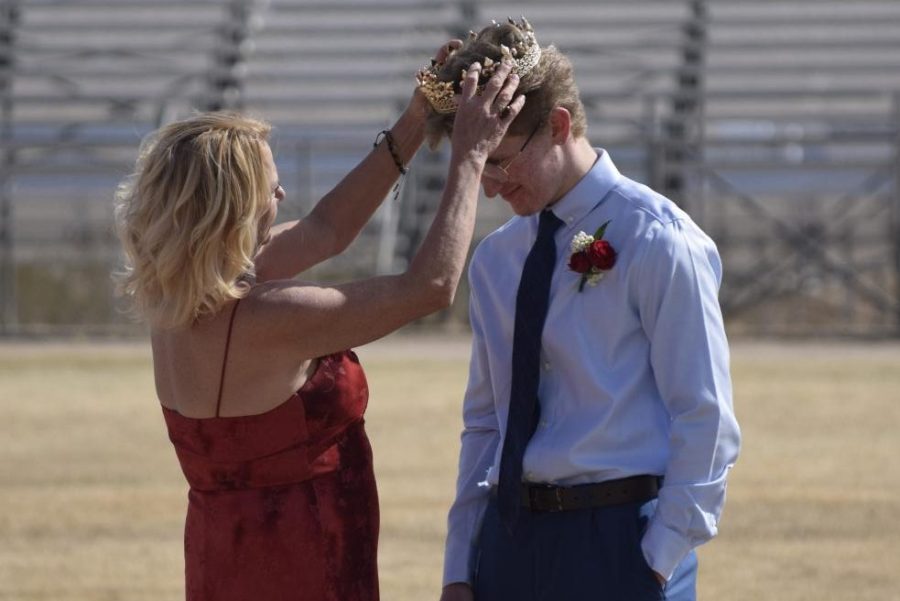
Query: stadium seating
xmin=1 ymin=0 xmax=897 ymax=334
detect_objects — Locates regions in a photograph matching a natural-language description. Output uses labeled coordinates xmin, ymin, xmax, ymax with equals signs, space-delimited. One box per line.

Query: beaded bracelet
xmin=374 ymin=129 xmax=408 ymax=175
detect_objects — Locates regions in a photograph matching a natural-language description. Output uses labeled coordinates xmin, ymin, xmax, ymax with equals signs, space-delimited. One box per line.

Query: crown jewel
xmin=416 ymin=17 xmax=542 ymax=115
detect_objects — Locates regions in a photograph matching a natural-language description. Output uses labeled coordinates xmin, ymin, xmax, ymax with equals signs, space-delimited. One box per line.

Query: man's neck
xmin=548 ymin=138 xmax=599 ymax=207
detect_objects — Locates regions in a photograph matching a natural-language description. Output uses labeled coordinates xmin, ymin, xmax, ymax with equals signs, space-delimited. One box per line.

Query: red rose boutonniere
xmin=568 ymin=220 xmax=616 ymax=292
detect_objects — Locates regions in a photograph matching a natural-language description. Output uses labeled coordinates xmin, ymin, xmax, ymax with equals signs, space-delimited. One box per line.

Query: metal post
xmin=297 ymin=137 xmax=315 ymax=215
xmin=393 ymin=0 xmax=481 ymax=271
xmin=661 ymin=0 xmax=708 ymax=212
xmin=643 ymin=94 xmax=662 ymax=189
xmin=204 ymin=0 xmax=263 ymax=112
xmin=0 ymin=1 xmax=18 ymax=335
xmin=376 ymin=180 xmax=399 ymax=274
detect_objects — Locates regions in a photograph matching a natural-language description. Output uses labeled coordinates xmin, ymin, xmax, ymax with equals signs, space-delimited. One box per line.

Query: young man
xmin=419 ymin=20 xmax=741 ymax=601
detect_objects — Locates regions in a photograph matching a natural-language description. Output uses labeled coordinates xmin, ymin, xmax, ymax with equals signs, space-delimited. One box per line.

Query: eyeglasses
xmin=482 ymin=120 xmax=543 ymax=183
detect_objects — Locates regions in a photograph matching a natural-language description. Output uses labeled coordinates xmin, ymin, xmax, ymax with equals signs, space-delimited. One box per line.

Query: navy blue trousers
xmin=473 ymin=496 xmax=697 ymax=601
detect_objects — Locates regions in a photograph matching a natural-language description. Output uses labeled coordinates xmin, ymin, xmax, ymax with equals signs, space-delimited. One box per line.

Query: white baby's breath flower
xmin=570 ymin=231 xmax=594 ymax=253
xmin=586 ymin=271 xmax=605 ymax=287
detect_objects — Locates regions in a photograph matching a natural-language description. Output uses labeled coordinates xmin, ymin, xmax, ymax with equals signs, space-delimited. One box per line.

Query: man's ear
xmin=549 ymin=107 xmax=572 ymax=145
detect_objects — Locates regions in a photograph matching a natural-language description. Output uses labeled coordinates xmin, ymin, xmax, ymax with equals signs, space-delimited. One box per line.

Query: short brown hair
xmin=425 ymin=22 xmax=587 ymax=148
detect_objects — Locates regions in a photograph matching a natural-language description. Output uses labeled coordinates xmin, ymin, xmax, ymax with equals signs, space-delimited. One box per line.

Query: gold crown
xmin=416 ymin=17 xmax=542 ymax=115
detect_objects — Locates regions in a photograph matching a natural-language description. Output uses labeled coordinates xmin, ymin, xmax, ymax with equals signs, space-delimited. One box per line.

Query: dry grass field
xmin=1 ymin=334 xmax=898 ymax=601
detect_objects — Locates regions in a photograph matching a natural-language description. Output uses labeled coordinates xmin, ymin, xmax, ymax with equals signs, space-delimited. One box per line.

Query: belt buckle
xmin=532 ymin=484 xmax=564 ymax=512
xmin=527 ymin=484 xmax=566 ymax=512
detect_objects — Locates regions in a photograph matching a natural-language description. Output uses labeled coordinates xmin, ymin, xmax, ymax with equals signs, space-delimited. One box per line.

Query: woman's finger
xmin=435 ymin=39 xmax=463 ymax=64
xmin=492 ymin=72 xmax=520 ymax=115
xmin=480 ymin=60 xmax=514 ymax=102
xmin=500 ymin=94 xmax=526 ymax=124
xmin=460 ymin=62 xmax=482 ymax=101
xmin=434 ymin=40 xmax=460 ymax=65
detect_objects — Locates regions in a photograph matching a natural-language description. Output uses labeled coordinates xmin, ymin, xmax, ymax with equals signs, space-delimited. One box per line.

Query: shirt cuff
xmin=442 ymin=534 xmax=476 ymax=587
xmin=641 ymin=518 xmax=692 ymax=581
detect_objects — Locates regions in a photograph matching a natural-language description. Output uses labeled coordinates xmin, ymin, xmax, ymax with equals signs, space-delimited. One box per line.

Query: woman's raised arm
xmin=254 ymin=42 xmax=463 ymax=282
xmin=251 ymin=60 xmax=525 ymax=359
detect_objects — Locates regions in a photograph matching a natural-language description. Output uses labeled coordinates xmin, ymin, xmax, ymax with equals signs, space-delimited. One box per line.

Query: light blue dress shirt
xmin=443 ymin=150 xmax=741 ymax=585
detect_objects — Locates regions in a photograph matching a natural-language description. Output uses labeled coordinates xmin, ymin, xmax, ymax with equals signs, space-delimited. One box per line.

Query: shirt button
xmin=539 ymin=420 xmax=548 ymax=429
xmin=543 ymin=361 xmax=551 ymax=371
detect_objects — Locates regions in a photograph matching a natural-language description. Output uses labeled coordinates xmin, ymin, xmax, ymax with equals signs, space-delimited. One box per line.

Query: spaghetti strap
xmin=215 ymin=299 xmax=241 ymax=418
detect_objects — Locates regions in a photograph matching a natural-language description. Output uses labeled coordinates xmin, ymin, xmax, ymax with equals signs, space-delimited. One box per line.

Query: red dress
xmin=162 ymin=346 xmax=379 ymax=601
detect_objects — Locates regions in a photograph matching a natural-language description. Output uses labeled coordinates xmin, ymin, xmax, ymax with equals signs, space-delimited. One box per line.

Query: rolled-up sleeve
xmin=442 ymin=258 xmax=502 ymax=586
xmin=635 ymin=218 xmax=742 ymax=580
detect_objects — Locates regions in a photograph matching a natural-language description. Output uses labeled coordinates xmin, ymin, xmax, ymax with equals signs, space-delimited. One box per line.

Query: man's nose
xmin=481 ymin=178 xmax=501 ymax=198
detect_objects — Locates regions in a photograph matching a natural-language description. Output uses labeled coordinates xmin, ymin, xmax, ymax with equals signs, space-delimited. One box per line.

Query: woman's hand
xmin=450 ymin=59 xmax=525 ymax=163
xmin=408 ymin=39 xmax=464 ymax=121
xmin=435 ymin=39 xmax=463 ymax=67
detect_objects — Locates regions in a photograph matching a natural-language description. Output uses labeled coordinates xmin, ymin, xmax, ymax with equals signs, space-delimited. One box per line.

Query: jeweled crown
xmin=417 ymin=17 xmax=542 ymax=115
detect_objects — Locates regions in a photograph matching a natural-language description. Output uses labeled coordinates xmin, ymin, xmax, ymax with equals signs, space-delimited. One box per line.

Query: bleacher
xmin=237 ymin=0 xmax=462 ymax=276
xmin=2 ymin=1 xmax=238 ymax=330
xmin=695 ymin=0 xmax=900 ymax=335
xmin=3 ymin=0 xmax=237 ymax=261
xmin=0 ymin=0 xmax=898 ymax=335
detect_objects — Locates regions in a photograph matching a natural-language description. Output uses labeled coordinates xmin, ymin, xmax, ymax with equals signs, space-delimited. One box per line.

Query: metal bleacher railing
xmin=0 ymin=0 xmax=261 ymax=334
xmin=0 ymin=0 xmax=898 ymax=336
xmin=674 ymin=0 xmax=900 ymax=336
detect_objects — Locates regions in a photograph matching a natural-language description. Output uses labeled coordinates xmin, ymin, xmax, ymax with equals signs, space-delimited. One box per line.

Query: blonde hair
xmin=115 ymin=112 xmax=273 ymax=329
xmin=425 ymin=23 xmax=587 ymax=148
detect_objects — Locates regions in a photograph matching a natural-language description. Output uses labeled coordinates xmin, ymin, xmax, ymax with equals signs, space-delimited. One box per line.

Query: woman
xmin=114 ymin=47 xmax=524 ymax=600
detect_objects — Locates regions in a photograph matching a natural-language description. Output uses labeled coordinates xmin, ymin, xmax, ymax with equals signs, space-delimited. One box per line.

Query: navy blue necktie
xmin=497 ymin=209 xmax=564 ymax=532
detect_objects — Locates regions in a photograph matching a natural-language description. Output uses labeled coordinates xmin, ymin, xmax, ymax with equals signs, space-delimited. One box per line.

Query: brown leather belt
xmin=520 ymin=475 xmax=661 ymax=513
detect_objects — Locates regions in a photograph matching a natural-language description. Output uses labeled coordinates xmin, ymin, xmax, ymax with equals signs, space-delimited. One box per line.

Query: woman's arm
xmin=254 ymin=42 xmax=462 ymax=283
xmin=253 ymin=101 xmax=425 ymax=282
xmin=252 ymin=60 xmax=525 ymax=360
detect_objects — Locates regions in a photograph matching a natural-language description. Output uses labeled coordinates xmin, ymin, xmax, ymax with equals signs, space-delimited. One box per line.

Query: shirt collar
xmin=545 ymin=148 xmax=621 ymax=231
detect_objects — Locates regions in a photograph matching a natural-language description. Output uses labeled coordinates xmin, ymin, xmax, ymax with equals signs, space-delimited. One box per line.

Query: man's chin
xmin=501 ymin=187 xmax=533 ymax=216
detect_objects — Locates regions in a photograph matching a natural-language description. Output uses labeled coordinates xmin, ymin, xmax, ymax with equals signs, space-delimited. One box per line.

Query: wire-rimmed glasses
xmin=481 ymin=120 xmax=544 ymax=183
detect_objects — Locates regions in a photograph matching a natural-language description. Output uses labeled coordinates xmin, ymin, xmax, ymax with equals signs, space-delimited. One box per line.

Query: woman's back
xmin=153 ymin=297 xmax=319 ymax=419
xmin=159 ymin=299 xmax=379 ymax=601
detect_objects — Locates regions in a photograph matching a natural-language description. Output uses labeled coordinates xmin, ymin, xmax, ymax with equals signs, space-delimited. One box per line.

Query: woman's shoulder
xmin=235 ymin=280 xmax=336 ymax=357
xmin=232 ymin=280 xmax=308 ymax=324
xmin=242 ymin=278 xmax=359 ymax=326
xmin=243 ymin=278 xmax=324 ymax=307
